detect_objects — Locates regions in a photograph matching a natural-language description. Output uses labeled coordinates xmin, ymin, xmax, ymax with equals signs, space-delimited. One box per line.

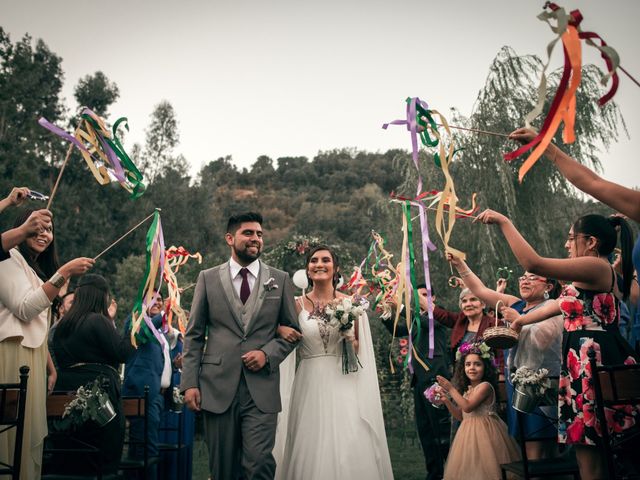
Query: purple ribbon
xmin=384 ymin=97 xmax=438 ymax=359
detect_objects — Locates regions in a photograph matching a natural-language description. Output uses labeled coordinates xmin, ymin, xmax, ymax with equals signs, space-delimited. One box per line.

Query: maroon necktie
xmin=239 ymin=268 xmax=250 ymax=304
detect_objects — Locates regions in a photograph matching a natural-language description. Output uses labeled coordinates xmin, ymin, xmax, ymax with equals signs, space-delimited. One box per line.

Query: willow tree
xmin=375 ymin=46 xmax=625 ymax=304
xmin=447 ymin=46 xmax=625 ymax=287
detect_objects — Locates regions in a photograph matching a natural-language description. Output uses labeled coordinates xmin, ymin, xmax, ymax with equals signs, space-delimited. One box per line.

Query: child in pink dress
xmin=436 ymin=342 xmax=521 ymax=480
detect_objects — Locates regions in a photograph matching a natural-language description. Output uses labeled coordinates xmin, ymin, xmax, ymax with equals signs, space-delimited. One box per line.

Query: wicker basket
xmin=483 ymin=300 xmax=519 ymax=349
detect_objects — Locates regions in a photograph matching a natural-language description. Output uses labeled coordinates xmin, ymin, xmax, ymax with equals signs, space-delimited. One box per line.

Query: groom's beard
xmin=234 ymin=242 xmax=262 ymax=263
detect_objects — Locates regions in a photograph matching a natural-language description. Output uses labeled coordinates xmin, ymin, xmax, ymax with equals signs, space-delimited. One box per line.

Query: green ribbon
xmin=130 ymin=211 xmax=161 ymax=345
xmin=82 ymin=114 xmax=146 ymax=199
xmin=403 ymin=202 xmax=422 ymax=369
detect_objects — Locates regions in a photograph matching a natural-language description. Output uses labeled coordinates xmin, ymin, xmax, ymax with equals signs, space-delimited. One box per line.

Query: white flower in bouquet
xmin=324 ymin=296 xmax=365 ymax=334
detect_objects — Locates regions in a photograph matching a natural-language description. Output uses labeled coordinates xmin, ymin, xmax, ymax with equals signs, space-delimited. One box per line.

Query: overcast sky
xmin=3 ymin=0 xmax=639 ymax=188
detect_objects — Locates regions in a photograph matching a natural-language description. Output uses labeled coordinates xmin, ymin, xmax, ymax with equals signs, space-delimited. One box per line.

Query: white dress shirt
xmin=229 ymin=257 xmax=260 ymax=299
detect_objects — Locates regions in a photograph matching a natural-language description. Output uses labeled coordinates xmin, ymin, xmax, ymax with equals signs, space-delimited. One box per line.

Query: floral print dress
xmin=557 ymin=281 xmax=638 ymax=445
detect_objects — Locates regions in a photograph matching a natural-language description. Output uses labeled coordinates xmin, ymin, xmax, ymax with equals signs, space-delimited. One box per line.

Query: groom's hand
xmin=184 ymin=387 xmax=201 ymax=412
xmin=242 ymin=350 xmax=266 ymax=371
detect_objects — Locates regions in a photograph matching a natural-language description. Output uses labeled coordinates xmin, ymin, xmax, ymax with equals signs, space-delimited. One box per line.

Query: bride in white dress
xmin=274 ymin=245 xmax=394 ymax=480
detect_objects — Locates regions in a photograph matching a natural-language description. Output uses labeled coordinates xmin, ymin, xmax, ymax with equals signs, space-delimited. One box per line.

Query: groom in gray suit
xmin=181 ymin=212 xmax=300 ymax=479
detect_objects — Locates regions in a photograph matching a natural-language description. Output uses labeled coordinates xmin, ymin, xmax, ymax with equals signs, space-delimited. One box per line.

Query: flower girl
xmin=435 ymin=342 xmax=521 ymax=480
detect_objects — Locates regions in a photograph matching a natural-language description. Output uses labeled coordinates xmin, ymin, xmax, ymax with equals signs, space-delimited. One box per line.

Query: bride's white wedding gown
xmin=275 ymin=305 xmax=394 ymax=480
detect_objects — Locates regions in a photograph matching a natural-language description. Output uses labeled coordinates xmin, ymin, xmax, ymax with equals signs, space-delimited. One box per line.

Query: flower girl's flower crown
xmin=455 ymin=341 xmax=492 ymax=361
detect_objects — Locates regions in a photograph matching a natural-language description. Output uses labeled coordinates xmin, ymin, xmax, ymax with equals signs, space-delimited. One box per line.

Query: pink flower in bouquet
xmin=424 ymin=383 xmax=445 ymax=407
xmin=399 ymin=338 xmax=408 ymax=347
xmin=400 ymin=347 xmax=408 ymax=356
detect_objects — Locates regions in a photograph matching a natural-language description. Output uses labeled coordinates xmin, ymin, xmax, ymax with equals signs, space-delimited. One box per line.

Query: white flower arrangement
xmin=325 ymin=297 xmax=365 ymax=334
xmin=510 ymin=366 xmax=551 ymax=396
xmin=61 ymin=377 xmax=115 ymax=429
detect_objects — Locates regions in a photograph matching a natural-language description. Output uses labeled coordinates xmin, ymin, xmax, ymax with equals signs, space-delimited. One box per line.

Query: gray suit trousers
xmin=203 ymin=373 xmax=277 ymax=480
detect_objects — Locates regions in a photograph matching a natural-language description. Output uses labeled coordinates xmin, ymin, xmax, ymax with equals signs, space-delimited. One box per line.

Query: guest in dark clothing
xmin=122 ymin=294 xmax=173 ymax=478
xmin=158 ymin=331 xmax=196 ymax=480
xmin=51 ymin=274 xmax=135 ymax=475
xmin=382 ymin=284 xmax=452 ymax=480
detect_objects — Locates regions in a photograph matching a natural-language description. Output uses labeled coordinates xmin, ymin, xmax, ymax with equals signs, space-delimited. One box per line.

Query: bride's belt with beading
xmin=299 ymin=353 xmax=340 ymax=360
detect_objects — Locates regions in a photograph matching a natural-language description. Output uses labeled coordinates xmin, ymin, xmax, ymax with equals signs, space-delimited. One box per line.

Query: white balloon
xmin=292 ymin=269 xmax=309 ymax=290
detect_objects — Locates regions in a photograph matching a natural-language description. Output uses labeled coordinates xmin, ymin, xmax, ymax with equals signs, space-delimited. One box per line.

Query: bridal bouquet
xmin=325 ymin=297 xmax=365 ymax=333
xmin=325 ymin=297 xmax=366 ymax=374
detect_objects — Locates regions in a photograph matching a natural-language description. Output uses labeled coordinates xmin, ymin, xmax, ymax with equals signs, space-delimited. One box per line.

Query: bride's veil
xmin=356 ymin=311 xmax=394 ymax=478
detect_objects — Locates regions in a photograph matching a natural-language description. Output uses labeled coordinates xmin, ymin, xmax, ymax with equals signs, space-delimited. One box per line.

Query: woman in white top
xmin=0 ymin=207 xmax=93 ymax=479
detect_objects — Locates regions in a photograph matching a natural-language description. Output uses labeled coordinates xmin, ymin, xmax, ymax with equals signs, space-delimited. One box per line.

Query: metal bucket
xmin=512 ymin=386 xmax=539 ymax=413
xmin=93 ymin=396 xmax=117 ymax=427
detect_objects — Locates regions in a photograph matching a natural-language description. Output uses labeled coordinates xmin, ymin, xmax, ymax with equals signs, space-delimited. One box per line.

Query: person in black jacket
xmin=52 ymin=274 xmax=135 ymax=475
xmin=381 ymin=284 xmax=452 ymax=480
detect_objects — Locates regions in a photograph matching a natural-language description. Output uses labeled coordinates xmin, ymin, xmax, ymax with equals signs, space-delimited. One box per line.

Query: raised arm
xmin=508 ymin=299 xmax=562 ymax=333
xmin=475 ymin=209 xmax=612 ymax=291
xmin=1 ymin=209 xmax=52 ymax=255
xmin=447 ymin=253 xmax=520 ymax=309
xmin=510 ymin=128 xmax=640 ymax=222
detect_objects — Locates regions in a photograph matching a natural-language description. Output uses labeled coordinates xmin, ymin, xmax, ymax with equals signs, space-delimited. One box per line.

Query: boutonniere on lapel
xmin=260 ymin=277 xmax=279 ymax=298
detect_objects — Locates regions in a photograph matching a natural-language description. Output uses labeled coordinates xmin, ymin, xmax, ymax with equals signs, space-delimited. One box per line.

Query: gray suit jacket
xmin=180 ymin=260 xmax=299 ymax=413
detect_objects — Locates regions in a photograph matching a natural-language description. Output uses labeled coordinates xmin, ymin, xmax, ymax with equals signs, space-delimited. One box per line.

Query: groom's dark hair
xmin=226 ymin=212 xmax=263 ymax=234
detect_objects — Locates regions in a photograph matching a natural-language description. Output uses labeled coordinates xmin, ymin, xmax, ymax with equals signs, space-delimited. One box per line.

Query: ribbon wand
xmin=93 ymin=209 xmax=161 ymax=261
xmin=46 ymin=121 xmax=83 ymax=210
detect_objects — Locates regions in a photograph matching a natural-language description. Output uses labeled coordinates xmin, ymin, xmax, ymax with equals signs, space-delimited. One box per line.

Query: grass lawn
xmin=192 ymin=424 xmax=426 ymax=479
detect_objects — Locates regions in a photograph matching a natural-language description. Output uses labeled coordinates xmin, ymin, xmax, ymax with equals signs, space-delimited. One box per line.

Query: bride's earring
xmin=543 ymin=290 xmax=550 ymax=300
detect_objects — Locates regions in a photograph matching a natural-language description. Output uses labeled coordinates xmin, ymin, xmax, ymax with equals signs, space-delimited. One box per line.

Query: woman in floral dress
xmin=477 ymin=210 xmax=637 ymax=480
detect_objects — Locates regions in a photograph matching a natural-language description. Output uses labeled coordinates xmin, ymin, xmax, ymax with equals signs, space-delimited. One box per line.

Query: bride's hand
xmin=277 ymin=325 xmax=302 ymax=343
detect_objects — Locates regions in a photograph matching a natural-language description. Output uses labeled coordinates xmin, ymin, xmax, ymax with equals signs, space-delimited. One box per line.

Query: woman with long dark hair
xmin=51 ymin=274 xmax=135 ymax=475
xmin=477 ymin=209 xmax=637 ymax=480
xmin=275 ymin=245 xmax=393 ymax=480
xmin=0 ymin=209 xmax=93 ymax=479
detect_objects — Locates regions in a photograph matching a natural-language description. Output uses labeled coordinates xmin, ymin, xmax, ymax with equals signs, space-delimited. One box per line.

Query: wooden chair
xmin=500 ymin=376 xmax=580 ymax=480
xmin=0 ymin=365 xmax=29 ymax=480
xmin=589 ymin=349 xmax=640 ymax=479
xmin=119 ymin=386 xmax=158 ymax=478
xmin=42 ymin=392 xmax=120 ymax=480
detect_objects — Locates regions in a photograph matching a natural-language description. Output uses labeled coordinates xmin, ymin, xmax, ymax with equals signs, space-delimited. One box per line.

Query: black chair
xmin=42 ymin=392 xmax=121 ymax=480
xmin=500 ymin=410 xmax=579 ymax=479
xmin=119 ymin=386 xmax=158 ymax=478
xmin=500 ymin=376 xmax=580 ymax=480
xmin=589 ymin=349 xmax=640 ymax=480
xmin=0 ymin=365 xmax=29 ymax=480
xmin=157 ymin=405 xmax=186 ymax=479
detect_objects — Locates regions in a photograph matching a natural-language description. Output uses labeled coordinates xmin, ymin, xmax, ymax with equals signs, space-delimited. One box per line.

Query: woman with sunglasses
xmin=476 ymin=209 xmax=636 ymax=480
xmin=509 ymin=128 xmax=639 ymax=313
xmin=448 ymin=253 xmax=562 ymax=460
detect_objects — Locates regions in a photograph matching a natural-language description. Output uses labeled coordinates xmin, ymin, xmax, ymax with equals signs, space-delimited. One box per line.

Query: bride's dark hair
xmin=305 ymin=245 xmax=340 ymax=288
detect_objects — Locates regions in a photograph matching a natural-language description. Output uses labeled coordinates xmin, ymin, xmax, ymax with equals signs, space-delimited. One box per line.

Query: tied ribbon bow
xmin=504 ymin=3 xmax=620 ymax=182
xmin=39 ymin=108 xmax=145 ymax=198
